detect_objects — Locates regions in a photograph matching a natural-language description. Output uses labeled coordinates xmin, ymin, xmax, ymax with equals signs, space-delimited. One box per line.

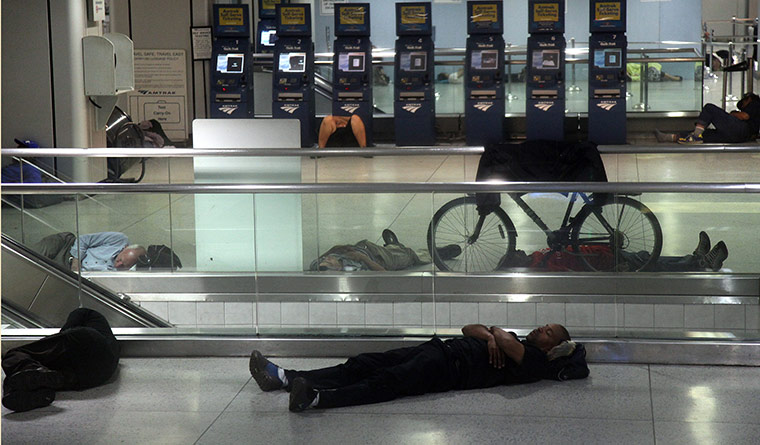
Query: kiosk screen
xmin=531 ymin=50 xmax=560 ymax=70
xmin=593 ymin=49 xmax=622 ymax=68
xmin=216 ymin=54 xmax=245 ymax=73
xmin=471 ymin=50 xmax=499 ymax=70
xmin=400 ymin=52 xmax=427 ymax=72
xmin=260 ymin=29 xmax=276 ymax=47
xmin=278 ymin=52 xmax=306 ymax=72
xmin=338 ymin=52 xmax=366 ymax=72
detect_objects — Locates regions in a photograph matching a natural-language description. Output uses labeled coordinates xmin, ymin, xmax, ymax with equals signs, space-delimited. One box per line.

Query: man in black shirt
xmin=249 ymin=323 xmax=572 ymax=412
xmin=677 ymin=93 xmax=760 ymax=144
xmin=2 ymin=308 xmax=121 ymax=412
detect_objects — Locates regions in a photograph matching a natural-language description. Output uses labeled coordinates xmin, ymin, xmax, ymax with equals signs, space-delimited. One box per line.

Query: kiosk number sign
xmin=534 ymin=3 xmax=559 ymax=22
xmin=471 ymin=4 xmax=498 ymax=23
xmin=595 ymin=2 xmax=621 ymax=21
xmin=218 ymin=7 xmax=244 ymax=26
xmin=401 ymin=6 xmax=427 ymax=24
xmin=340 ymin=6 xmax=366 ymax=25
xmin=281 ymin=7 xmax=306 ymax=25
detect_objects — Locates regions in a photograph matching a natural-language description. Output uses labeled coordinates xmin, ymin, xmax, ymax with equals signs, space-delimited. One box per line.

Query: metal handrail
xmin=0 ymin=147 xmax=485 ymax=158
xmin=6 ymin=143 xmax=760 ymax=159
xmin=3 ymin=182 xmax=759 ymax=195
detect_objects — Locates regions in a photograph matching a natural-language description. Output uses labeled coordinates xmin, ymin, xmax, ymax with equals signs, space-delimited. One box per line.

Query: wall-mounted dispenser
xmin=83 ymin=33 xmax=135 ymax=128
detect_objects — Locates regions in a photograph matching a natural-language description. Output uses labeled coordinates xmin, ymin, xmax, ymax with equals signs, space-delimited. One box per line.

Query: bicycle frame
xmin=507 ymin=191 xmax=596 ymax=251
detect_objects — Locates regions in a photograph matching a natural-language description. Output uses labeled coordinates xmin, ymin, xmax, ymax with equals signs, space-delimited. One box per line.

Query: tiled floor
xmin=2 ymin=357 xmax=760 ymax=444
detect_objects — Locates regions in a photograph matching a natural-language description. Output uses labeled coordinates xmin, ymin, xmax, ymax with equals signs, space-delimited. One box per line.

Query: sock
xmin=277 ymin=367 xmax=289 ymax=386
xmin=694 ymin=126 xmax=704 ymax=137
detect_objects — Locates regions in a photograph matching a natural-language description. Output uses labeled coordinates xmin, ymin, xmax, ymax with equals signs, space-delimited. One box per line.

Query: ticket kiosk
xmin=332 ymin=3 xmax=374 ymax=146
xmin=526 ymin=0 xmax=565 ymax=141
xmin=256 ymin=0 xmax=285 ymax=54
xmin=272 ymin=4 xmax=315 ymax=147
xmin=465 ymin=1 xmax=505 ymax=146
xmin=588 ymin=0 xmax=627 ymax=144
xmin=210 ymin=4 xmax=254 ymax=118
xmin=394 ymin=2 xmax=435 ymax=146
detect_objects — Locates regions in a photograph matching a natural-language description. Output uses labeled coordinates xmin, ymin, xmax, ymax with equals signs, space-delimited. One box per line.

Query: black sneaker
xmin=3 ymin=366 xmax=65 ymax=393
xmin=436 ymin=244 xmax=462 ymax=261
xmin=289 ymin=377 xmax=317 ymax=412
xmin=2 ymin=387 xmax=55 ymax=412
xmin=249 ymin=350 xmax=285 ymax=391
xmin=381 ymin=229 xmax=399 ymax=246
xmin=693 ymin=231 xmax=711 ymax=257
xmin=702 ymin=241 xmax=728 ymax=271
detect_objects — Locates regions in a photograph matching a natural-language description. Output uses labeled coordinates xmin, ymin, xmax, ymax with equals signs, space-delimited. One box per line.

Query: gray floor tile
xmin=655 ymin=421 xmax=760 ymax=445
xmin=197 ymin=411 xmax=655 ymax=445
xmin=10 ymin=358 xmax=252 ymax=414
xmin=650 ymin=364 xmax=760 ymax=424
xmin=1 ymin=410 xmax=218 ymax=445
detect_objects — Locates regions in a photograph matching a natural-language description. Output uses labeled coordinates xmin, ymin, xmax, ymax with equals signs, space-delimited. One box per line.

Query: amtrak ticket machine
xmin=465 ymin=1 xmax=505 ymax=146
xmin=526 ymin=0 xmax=565 ymax=141
xmin=588 ymin=0 xmax=627 ymax=144
xmin=272 ymin=4 xmax=315 ymax=147
xmin=394 ymin=2 xmax=435 ymax=146
xmin=333 ymin=3 xmax=373 ymax=146
xmin=210 ymin=4 xmax=254 ymax=118
xmin=256 ymin=0 xmax=285 ymax=54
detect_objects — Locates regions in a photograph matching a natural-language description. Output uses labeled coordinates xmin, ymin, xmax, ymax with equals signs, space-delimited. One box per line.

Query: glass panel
xmin=3 ymin=153 xmax=760 ymax=341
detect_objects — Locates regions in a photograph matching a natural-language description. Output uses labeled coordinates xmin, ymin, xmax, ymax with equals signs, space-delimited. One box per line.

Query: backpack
xmin=136 ymin=245 xmax=182 ymax=270
xmin=547 ymin=342 xmax=590 ymax=381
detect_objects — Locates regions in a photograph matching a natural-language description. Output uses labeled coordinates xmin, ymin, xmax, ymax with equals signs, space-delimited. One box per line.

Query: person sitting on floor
xmin=312 ymin=229 xmax=461 ymax=272
xmin=656 ymin=93 xmax=760 ymax=144
xmin=249 ymin=322 xmax=587 ymax=412
xmin=318 ymin=114 xmax=368 ymax=148
xmin=2 ymin=308 xmax=121 ymax=412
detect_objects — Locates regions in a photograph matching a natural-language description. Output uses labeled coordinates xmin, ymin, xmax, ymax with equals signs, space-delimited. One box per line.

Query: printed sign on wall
xmin=127 ymin=49 xmax=189 ymax=142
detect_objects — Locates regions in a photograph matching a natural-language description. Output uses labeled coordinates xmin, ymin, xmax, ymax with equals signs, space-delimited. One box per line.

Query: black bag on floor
xmin=136 ymin=245 xmax=182 ymax=270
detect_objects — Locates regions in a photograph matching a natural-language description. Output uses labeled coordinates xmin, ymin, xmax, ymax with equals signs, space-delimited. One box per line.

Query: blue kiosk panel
xmin=394 ymin=2 xmax=435 ymax=146
xmin=588 ymin=0 xmax=627 ymax=145
xmin=272 ymin=4 xmax=315 ymax=147
xmin=465 ymin=1 xmax=505 ymax=146
xmin=333 ymin=4 xmax=373 ymax=146
xmin=210 ymin=5 xmax=253 ymax=118
xmin=526 ymin=0 xmax=565 ymax=141
xmin=256 ymin=0 xmax=286 ymax=53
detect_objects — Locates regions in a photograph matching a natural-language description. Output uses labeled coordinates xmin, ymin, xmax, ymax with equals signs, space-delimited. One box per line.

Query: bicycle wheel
xmin=571 ymin=196 xmax=662 ymax=271
xmin=427 ymin=196 xmax=517 ymax=272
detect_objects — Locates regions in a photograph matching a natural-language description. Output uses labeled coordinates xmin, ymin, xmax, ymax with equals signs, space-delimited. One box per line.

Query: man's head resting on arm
xmin=525 ymin=323 xmax=571 ymax=353
xmin=114 ymin=244 xmax=147 ymax=270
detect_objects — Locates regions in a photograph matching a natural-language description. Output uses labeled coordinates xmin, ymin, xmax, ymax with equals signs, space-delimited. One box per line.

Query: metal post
xmin=568 ymin=37 xmax=581 ymax=92
xmin=740 ymin=48 xmax=747 ymax=98
xmin=506 ymin=42 xmax=517 ymax=101
xmin=727 ymin=16 xmax=738 ymax=101
xmin=633 ymin=53 xmax=648 ymax=110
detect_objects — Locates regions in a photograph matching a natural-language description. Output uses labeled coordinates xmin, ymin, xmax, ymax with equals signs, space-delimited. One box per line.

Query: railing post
xmin=568 ymin=37 xmax=581 ymax=92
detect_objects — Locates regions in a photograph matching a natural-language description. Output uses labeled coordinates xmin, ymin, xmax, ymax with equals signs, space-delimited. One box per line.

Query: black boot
xmin=693 ymin=231 xmax=711 ymax=257
xmin=701 ymin=241 xmax=728 ymax=272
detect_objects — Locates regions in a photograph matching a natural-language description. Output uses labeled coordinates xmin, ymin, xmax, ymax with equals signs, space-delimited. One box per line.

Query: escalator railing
xmin=2 ymin=234 xmax=171 ymax=328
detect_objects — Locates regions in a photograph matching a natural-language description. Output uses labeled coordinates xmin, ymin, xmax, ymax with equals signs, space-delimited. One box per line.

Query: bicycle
xmin=427 ymin=191 xmax=663 ymax=272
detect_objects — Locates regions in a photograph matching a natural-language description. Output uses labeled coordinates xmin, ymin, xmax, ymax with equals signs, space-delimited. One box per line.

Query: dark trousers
xmin=698 ymin=103 xmax=752 ymax=143
xmin=285 ymin=338 xmax=458 ymax=409
xmin=2 ymin=309 xmax=121 ymax=390
xmin=32 ymin=232 xmax=76 ymax=269
xmin=623 ymin=252 xmax=700 ymax=272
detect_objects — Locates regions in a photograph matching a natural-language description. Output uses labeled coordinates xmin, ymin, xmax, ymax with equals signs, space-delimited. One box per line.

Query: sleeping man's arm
xmin=462 ymin=324 xmax=524 ymax=369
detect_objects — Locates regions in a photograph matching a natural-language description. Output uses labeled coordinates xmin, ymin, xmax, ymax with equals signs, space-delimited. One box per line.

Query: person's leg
xmin=349 ymin=114 xmax=367 ymax=147
xmin=304 ymin=340 xmax=456 ymax=409
xmin=31 ymin=232 xmax=75 ymax=267
xmin=697 ymin=104 xmax=749 ymax=140
xmin=318 ymin=115 xmax=338 ymax=148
